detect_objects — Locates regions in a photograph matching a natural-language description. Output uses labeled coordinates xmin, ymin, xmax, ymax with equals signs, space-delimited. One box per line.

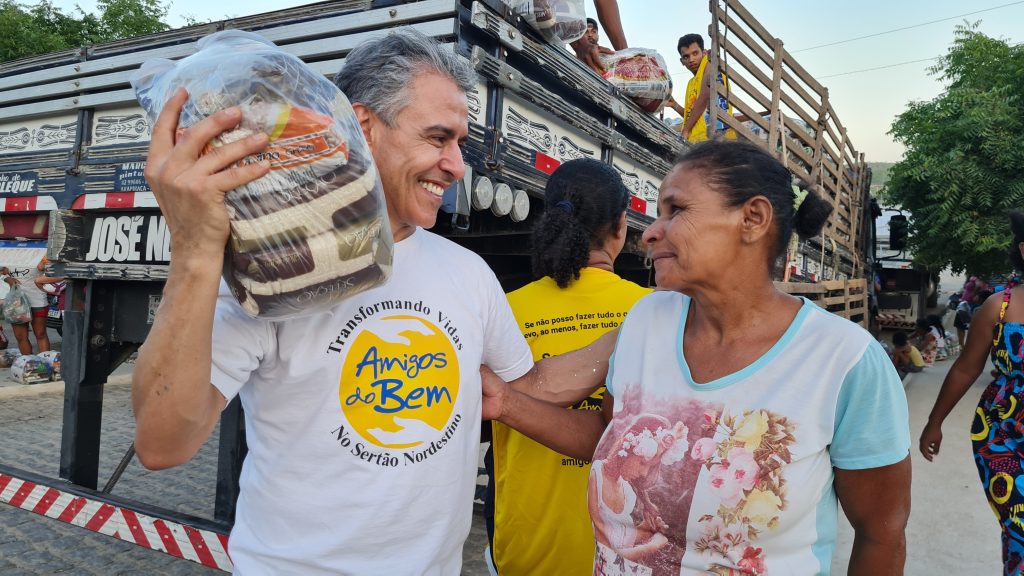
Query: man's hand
xmin=481 ymin=365 xmax=510 ymax=421
xmin=144 ymin=88 xmax=271 ymax=262
xmin=570 ymin=38 xmax=607 ymax=75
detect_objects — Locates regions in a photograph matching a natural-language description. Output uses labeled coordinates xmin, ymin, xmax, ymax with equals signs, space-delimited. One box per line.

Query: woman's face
xmin=642 ymin=165 xmax=744 ymax=292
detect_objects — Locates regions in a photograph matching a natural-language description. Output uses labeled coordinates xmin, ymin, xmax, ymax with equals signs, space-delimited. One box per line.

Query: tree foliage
xmin=884 ymin=24 xmax=1024 ymax=276
xmin=0 ymin=0 xmax=169 ymax=62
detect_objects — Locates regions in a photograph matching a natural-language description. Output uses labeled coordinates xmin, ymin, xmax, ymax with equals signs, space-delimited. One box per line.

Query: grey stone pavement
xmin=0 ymin=317 xmax=1007 ymax=575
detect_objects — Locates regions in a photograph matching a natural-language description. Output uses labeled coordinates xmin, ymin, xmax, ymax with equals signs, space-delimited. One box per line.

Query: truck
xmin=0 ymin=0 xmax=872 ymax=570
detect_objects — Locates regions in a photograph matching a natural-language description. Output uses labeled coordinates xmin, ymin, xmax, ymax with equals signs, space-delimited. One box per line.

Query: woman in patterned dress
xmin=921 ymin=211 xmax=1024 ymax=575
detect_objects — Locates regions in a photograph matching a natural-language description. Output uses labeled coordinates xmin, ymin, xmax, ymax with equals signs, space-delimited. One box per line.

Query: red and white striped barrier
xmin=71 ymin=192 xmax=160 ymax=210
xmin=0 ymin=472 xmax=232 ymax=572
xmin=0 ymin=196 xmax=59 ymax=212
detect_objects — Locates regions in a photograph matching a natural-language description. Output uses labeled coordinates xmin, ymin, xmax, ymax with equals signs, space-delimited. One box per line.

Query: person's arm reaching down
xmin=594 ymin=0 xmax=627 ymax=50
xmin=132 ymin=88 xmax=270 ymax=470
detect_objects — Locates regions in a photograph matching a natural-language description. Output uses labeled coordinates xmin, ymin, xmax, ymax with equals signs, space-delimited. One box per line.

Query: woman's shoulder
xmin=799 ymin=299 xmax=877 ymax=348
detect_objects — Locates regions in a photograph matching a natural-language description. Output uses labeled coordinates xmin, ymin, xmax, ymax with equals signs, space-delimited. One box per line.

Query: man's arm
xmin=132 ymin=88 xmax=270 ymax=470
xmin=507 ymin=328 xmax=617 ymax=405
xmin=665 ymin=95 xmax=686 ymax=117
xmin=835 ymin=457 xmax=911 ymax=576
xmin=593 ymin=0 xmax=627 ymax=50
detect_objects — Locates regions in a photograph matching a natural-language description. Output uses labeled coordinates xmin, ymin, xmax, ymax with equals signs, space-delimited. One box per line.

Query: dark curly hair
xmin=1009 ymin=211 xmax=1024 ymax=272
xmin=532 ymin=158 xmax=630 ymax=288
xmin=675 ymin=140 xmax=833 ymax=258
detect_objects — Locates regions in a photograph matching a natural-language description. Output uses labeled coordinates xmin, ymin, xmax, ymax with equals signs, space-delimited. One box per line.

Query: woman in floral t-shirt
xmin=484 ymin=140 xmax=911 ymax=575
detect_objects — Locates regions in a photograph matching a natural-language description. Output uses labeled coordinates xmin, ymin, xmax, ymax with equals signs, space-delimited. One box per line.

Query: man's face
xmin=361 ymin=72 xmax=468 ymax=241
xmin=585 ymin=22 xmax=599 ymax=45
xmin=679 ymin=42 xmax=704 ymax=74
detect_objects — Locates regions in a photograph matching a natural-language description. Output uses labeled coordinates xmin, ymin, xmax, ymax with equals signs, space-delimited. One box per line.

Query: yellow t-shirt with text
xmin=492 ymin=267 xmax=651 ymax=575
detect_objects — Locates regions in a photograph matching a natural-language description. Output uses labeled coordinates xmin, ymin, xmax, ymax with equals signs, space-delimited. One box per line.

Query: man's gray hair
xmin=334 ymin=29 xmax=477 ymax=126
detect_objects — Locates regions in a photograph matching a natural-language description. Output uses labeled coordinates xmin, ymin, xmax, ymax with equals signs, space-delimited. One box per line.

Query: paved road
xmin=0 ymin=335 xmax=1003 ymax=574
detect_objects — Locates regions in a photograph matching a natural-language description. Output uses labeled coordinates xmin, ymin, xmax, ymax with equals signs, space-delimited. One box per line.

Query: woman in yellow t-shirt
xmin=486 ymin=158 xmax=651 ymax=575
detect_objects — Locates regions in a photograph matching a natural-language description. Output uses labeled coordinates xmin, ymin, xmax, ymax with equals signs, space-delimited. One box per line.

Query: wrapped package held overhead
xmin=131 ymin=30 xmax=393 ymax=319
xmin=504 ymin=0 xmax=587 ymax=44
xmin=602 ymin=48 xmax=673 ymax=113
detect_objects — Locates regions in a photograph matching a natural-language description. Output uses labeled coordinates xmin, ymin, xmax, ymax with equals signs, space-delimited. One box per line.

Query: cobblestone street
xmin=0 ymin=380 xmax=491 ymax=575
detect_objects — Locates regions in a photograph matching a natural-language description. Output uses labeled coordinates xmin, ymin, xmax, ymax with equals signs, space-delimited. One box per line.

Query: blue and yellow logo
xmin=339 ymin=315 xmax=460 ymax=449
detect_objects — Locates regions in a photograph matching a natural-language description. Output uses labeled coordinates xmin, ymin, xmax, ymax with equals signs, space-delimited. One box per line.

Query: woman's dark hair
xmin=915 ymin=318 xmax=930 ymax=332
xmin=675 ymin=140 xmax=833 ymax=258
xmin=926 ymin=314 xmax=946 ymax=338
xmin=1009 ymin=211 xmax=1024 ymax=272
xmin=532 ymin=158 xmax=630 ymax=288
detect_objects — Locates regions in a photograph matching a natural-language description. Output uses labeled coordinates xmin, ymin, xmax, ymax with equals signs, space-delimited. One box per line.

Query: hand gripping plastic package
xmin=504 ymin=0 xmax=587 ymax=44
xmin=601 ymin=48 xmax=673 ymax=113
xmin=131 ymin=30 xmax=393 ymax=319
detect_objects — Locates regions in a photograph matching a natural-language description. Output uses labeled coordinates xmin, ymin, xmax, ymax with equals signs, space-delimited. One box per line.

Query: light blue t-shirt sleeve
xmin=831 ymin=340 xmax=911 ymax=469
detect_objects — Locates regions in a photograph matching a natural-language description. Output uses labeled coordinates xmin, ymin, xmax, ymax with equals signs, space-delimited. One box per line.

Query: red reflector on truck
xmin=533 ymin=152 xmax=560 ymax=175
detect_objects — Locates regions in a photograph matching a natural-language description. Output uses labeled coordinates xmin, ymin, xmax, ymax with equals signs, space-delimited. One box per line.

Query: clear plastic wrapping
xmin=131 ymin=30 xmax=393 ymax=319
xmin=601 ymin=48 xmax=673 ymax=113
xmin=3 ymin=285 xmax=31 ymax=324
xmin=504 ymin=0 xmax=587 ymax=44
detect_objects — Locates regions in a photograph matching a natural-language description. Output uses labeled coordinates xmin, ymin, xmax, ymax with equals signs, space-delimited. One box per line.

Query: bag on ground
xmin=37 ymin=350 xmax=61 ymax=380
xmin=131 ymin=30 xmax=393 ymax=320
xmin=11 ymin=354 xmax=51 ymax=385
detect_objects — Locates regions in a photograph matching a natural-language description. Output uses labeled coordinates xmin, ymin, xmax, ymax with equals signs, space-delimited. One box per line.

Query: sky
xmin=53 ymin=0 xmax=1024 ymax=163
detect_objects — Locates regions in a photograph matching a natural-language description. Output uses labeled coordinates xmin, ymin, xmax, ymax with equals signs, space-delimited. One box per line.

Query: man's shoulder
xmin=418 ymin=228 xmax=479 ymax=257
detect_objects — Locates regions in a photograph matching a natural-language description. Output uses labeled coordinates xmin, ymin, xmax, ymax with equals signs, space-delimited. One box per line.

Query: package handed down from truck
xmin=504 ymin=0 xmax=587 ymax=44
xmin=601 ymin=48 xmax=672 ymax=113
xmin=130 ymin=30 xmax=393 ymax=320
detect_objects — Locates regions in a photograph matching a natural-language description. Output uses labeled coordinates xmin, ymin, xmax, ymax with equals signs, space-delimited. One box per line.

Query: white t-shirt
xmin=592 ymin=292 xmax=910 ymax=575
xmin=930 ymin=326 xmax=947 ymax=351
xmin=211 ymin=227 xmax=533 ymax=575
xmin=7 ymin=265 xmax=47 ymax=308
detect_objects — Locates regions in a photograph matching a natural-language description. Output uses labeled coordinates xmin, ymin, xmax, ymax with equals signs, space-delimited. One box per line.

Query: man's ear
xmin=352 ymin=103 xmax=375 ymax=145
xmin=740 ymin=195 xmax=773 ymax=245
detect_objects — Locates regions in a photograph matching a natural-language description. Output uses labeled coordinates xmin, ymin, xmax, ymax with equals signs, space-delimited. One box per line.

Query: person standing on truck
xmin=570 ymin=17 xmax=615 ymax=74
xmin=920 ymin=212 xmax=1024 ymax=575
xmin=0 ymin=257 xmax=51 ymax=355
xmin=486 ymin=158 xmax=650 ymax=575
xmin=132 ymin=29 xmax=613 ymax=575
xmin=677 ymin=33 xmax=734 ymax=143
xmin=483 ymin=140 xmax=911 ymax=575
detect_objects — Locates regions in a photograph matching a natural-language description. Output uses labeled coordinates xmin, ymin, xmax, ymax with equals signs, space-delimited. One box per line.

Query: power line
xmin=817 ymin=38 xmax=1023 ymax=79
xmin=791 ymin=0 xmax=1024 ymax=53
xmin=817 ymin=57 xmax=939 ymax=79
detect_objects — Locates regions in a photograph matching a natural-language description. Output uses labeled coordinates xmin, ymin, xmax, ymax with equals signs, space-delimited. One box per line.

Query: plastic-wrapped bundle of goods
xmin=131 ymin=30 xmax=393 ymax=319
xmin=3 ymin=285 xmax=31 ymax=324
xmin=11 ymin=354 xmax=51 ymax=385
xmin=504 ymin=0 xmax=587 ymax=44
xmin=37 ymin=350 xmax=61 ymax=380
xmin=601 ymin=49 xmax=672 ymax=113
xmin=0 ymin=349 xmax=19 ymax=368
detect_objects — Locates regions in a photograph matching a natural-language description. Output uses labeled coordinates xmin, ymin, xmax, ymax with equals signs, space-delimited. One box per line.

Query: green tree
xmin=884 ymin=24 xmax=1024 ymax=276
xmin=0 ymin=0 xmax=169 ymax=62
